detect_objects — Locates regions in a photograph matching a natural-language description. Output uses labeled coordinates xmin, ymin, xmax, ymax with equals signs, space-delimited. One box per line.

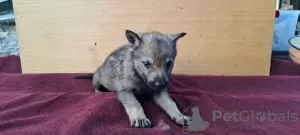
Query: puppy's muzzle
xmin=148 ymin=78 xmax=167 ymax=90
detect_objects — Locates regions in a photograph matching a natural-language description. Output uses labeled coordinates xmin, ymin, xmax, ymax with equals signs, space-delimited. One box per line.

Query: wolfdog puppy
xmin=76 ymin=30 xmax=192 ymax=128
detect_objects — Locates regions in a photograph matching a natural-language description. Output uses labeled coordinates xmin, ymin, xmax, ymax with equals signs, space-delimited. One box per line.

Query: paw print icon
xmin=183 ymin=107 xmax=209 ymax=132
xmin=256 ymin=111 xmax=266 ymax=122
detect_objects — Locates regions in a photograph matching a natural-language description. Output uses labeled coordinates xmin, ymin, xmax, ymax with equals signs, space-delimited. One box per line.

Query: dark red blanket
xmin=0 ymin=55 xmax=300 ymax=135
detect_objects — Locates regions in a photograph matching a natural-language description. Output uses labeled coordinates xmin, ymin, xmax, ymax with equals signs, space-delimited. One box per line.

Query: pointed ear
xmin=125 ymin=30 xmax=141 ymax=47
xmin=171 ymin=32 xmax=186 ymax=42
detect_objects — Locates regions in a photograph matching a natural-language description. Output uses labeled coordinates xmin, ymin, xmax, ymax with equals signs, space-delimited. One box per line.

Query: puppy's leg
xmin=92 ymin=73 xmax=110 ymax=92
xmin=117 ymin=91 xmax=151 ymax=128
xmin=95 ymin=89 xmax=101 ymax=93
xmin=92 ymin=73 xmax=102 ymax=92
xmin=153 ymin=88 xmax=192 ymax=126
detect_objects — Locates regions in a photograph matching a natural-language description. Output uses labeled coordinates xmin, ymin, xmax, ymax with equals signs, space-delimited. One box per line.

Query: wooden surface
xmin=13 ymin=0 xmax=276 ymax=75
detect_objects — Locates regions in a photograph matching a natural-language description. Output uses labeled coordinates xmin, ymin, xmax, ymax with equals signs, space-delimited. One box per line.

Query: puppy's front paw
xmin=173 ymin=114 xmax=192 ymax=126
xmin=130 ymin=117 xmax=151 ymax=128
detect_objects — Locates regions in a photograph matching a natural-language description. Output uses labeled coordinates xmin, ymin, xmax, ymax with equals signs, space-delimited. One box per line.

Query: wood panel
xmin=13 ymin=0 xmax=276 ymax=75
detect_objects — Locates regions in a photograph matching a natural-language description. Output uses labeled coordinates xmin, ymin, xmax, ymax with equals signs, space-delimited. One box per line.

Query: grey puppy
xmin=76 ymin=30 xmax=192 ymax=128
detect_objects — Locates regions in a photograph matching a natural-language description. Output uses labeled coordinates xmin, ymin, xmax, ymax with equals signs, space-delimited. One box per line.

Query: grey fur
xmin=92 ymin=30 xmax=191 ymax=128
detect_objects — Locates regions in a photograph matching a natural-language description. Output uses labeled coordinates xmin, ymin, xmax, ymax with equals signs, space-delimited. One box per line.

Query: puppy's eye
xmin=166 ymin=61 xmax=173 ymax=68
xmin=142 ymin=61 xmax=151 ymax=68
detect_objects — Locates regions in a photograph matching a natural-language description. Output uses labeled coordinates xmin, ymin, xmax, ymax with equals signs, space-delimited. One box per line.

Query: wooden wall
xmin=13 ymin=0 xmax=276 ymax=75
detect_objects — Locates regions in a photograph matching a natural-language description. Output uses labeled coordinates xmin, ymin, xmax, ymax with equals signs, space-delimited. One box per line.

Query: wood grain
xmin=13 ymin=0 xmax=276 ymax=75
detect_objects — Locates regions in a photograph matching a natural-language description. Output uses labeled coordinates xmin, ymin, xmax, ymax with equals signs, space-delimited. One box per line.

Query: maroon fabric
xmin=270 ymin=58 xmax=300 ymax=76
xmin=0 ymin=55 xmax=21 ymax=73
xmin=0 ymin=55 xmax=300 ymax=135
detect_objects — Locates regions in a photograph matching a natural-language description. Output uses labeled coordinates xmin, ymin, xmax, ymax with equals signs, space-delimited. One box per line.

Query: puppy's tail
xmin=74 ymin=73 xmax=93 ymax=79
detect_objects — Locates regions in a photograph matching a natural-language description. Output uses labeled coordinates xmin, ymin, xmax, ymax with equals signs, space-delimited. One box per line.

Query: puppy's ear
xmin=126 ymin=30 xmax=141 ymax=47
xmin=171 ymin=32 xmax=186 ymax=42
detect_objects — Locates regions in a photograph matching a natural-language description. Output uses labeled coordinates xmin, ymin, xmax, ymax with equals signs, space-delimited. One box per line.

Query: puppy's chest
xmin=132 ymin=85 xmax=159 ymax=101
xmin=133 ymin=90 xmax=154 ymax=101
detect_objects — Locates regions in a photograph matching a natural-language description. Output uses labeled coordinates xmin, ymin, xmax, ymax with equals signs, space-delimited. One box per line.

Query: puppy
xmin=76 ymin=30 xmax=192 ymax=128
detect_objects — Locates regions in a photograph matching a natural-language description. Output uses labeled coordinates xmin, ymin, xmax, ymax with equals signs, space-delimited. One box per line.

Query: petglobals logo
xmin=212 ymin=110 xmax=298 ymax=122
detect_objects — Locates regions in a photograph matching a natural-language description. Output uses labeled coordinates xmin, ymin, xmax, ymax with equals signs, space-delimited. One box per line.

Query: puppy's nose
xmin=150 ymin=78 xmax=167 ymax=89
xmin=154 ymin=82 xmax=160 ymax=87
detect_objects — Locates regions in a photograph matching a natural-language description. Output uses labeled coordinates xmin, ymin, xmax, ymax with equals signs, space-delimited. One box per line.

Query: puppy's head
xmin=125 ymin=30 xmax=186 ymax=90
